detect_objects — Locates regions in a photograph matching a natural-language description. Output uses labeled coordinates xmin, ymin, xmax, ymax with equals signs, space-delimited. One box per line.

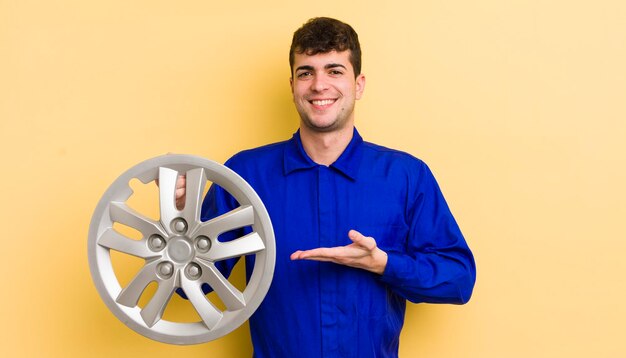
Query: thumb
xmin=348 ymin=230 xmax=377 ymax=251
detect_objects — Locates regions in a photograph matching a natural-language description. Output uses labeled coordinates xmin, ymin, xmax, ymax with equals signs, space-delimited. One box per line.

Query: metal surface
xmin=88 ymin=154 xmax=275 ymax=344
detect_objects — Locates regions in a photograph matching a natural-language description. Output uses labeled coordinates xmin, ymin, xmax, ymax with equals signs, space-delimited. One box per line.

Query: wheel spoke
xmin=181 ymin=276 xmax=223 ymax=330
xmin=181 ymin=167 xmax=206 ymax=228
xmin=158 ymin=167 xmax=180 ymax=228
xmin=110 ymin=202 xmax=166 ymax=237
xmin=190 ymin=205 xmax=254 ymax=239
xmin=140 ymin=272 xmax=178 ymax=328
xmin=116 ymin=260 xmax=159 ymax=307
xmin=198 ymin=232 xmax=265 ymax=262
xmin=197 ymin=260 xmax=245 ymax=311
xmin=98 ymin=228 xmax=158 ymax=259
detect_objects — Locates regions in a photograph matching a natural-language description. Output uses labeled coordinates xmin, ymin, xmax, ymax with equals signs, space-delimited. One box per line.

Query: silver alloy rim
xmin=88 ymin=154 xmax=275 ymax=344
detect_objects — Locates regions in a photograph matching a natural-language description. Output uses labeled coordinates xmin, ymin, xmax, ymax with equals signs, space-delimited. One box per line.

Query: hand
xmin=290 ymin=230 xmax=388 ymax=274
xmin=174 ymin=175 xmax=186 ymax=209
xmin=155 ymin=174 xmax=186 ymax=210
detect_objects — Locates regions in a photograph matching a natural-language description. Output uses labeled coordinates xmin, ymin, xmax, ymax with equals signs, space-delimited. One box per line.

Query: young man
xmin=189 ymin=17 xmax=475 ymax=357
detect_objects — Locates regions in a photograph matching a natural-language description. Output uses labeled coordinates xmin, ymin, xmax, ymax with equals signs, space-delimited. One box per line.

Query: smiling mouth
xmin=310 ymin=99 xmax=337 ymax=106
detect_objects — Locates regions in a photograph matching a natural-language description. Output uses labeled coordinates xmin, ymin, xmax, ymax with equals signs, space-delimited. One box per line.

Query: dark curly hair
xmin=289 ymin=17 xmax=362 ymax=78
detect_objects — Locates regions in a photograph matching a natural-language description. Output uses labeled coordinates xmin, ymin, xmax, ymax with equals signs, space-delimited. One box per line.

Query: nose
xmin=310 ymin=74 xmax=329 ymax=92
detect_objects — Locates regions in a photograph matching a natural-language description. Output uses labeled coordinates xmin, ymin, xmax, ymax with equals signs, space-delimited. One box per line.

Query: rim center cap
xmin=168 ymin=237 xmax=193 ymax=263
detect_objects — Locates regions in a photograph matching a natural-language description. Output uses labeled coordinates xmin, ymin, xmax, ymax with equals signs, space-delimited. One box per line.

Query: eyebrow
xmin=325 ymin=63 xmax=347 ymax=70
xmin=295 ymin=63 xmax=347 ymax=72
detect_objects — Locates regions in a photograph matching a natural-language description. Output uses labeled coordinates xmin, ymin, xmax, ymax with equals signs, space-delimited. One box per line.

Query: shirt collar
xmin=283 ymin=128 xmax=364 ymax=181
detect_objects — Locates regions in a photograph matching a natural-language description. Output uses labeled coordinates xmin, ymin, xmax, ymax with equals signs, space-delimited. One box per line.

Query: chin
xmin=304 ymin=120 xmax=340 ymax=133
xmin=302 ymin=115 xmax=341 ymax=130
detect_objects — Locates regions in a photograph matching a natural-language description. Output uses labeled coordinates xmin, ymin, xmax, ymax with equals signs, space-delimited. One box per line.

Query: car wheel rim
xmin=88 ymin=154 xmax=275 ymax=344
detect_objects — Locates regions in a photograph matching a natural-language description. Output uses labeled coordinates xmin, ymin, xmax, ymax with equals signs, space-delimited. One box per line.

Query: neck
xmin=299 ymin=124 xmax=354 ymax=166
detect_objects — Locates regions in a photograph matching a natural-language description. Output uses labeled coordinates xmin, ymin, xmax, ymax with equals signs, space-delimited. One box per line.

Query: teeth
xmin=311 ymin=99 xmax=335 ymax=106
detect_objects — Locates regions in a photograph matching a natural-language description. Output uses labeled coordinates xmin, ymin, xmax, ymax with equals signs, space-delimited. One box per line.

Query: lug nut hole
xmin=185 ymin=263 xmax=202 ymax=280
xmin=148 ymin=234 xmax=166 ymax=251
xmin=157 ymin=261 xmax=174 ymax=279
xmin=171 ymin=218 xmax=188 ymax=234
xmin=194 ymin=236 xmax=211 ymax=253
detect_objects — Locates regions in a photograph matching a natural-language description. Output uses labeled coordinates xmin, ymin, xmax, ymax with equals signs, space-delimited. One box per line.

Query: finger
xmin=291 ymin=250 xmax=321 ymax=260
xmin=176 ymin=175 xmax=186 ymax=188
xmin=292 ymin=252 xmax=337 ymax=263
xmin=296 ymin=248 xmax=331 ymax=259
xmin=291 ymin=247 xmax=339 ymax=260
xmin=348 ymin=230 xmax=376 ymax=251
xmin=348 ymin=229 xmax=363 ymax=242
xmin=175 ymin=188 xmax=186 ymax=199
xmin=174 ymin=175 xmax=187 ymax=199
xmin=290 ymin=251 xmax=303 ymax=260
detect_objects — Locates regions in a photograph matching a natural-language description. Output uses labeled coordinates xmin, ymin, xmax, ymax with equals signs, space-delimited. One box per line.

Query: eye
xmin=328 ymin=69 xmax=344 ymax=77
xmin=297 ymin=71 xmax=312 ymax=79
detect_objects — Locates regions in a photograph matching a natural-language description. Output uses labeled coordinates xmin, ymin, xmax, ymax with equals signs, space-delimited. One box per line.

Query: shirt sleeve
xmin=379 ymin=161 xmax=476 ymax=304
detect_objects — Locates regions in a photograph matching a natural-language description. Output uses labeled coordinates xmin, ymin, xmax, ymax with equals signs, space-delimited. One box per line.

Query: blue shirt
xmin=201 ymin=129 xmax=476 ymax=357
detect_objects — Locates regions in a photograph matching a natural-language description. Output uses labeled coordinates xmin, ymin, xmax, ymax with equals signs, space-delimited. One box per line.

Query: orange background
xmin=1 ymin=1 xmax=625 ymax=357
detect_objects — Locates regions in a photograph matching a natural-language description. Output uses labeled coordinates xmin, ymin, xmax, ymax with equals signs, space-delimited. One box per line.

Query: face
xmin=290 ymin=50 xmax=365 ymax=133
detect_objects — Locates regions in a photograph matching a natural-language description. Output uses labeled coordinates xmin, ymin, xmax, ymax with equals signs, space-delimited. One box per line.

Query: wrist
xmin=371 ymin=248 xmax=388 ymax=275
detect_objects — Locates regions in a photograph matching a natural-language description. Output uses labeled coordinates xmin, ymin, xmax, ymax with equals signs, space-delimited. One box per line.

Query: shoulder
xmin=361 ymin=141 xmax=429 ymax=175
xmin=358 ymin=141 xmax=443 ymax=197
xmin=225 ymin=140 xmax=288 ymax=173
xmin=360 ymin=142 xmax=447 ymax=207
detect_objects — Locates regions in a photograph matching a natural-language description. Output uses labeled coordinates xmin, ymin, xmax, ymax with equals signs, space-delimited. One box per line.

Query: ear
xmin=289 ymin=77 xmax=293 ymax=93
xmin=355 ymin=74 xmax=366 ymax=100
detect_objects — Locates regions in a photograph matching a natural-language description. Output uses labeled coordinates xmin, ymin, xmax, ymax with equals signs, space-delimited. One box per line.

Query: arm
xmin=381 ymin=162 xmax=476 ymax=304
xmin=291 ymin=162 xmax=476 ymax=305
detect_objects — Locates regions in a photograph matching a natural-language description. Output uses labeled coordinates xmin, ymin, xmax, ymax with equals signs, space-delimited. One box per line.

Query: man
xmin=181 ymin=17 xmax=475 ymax=357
